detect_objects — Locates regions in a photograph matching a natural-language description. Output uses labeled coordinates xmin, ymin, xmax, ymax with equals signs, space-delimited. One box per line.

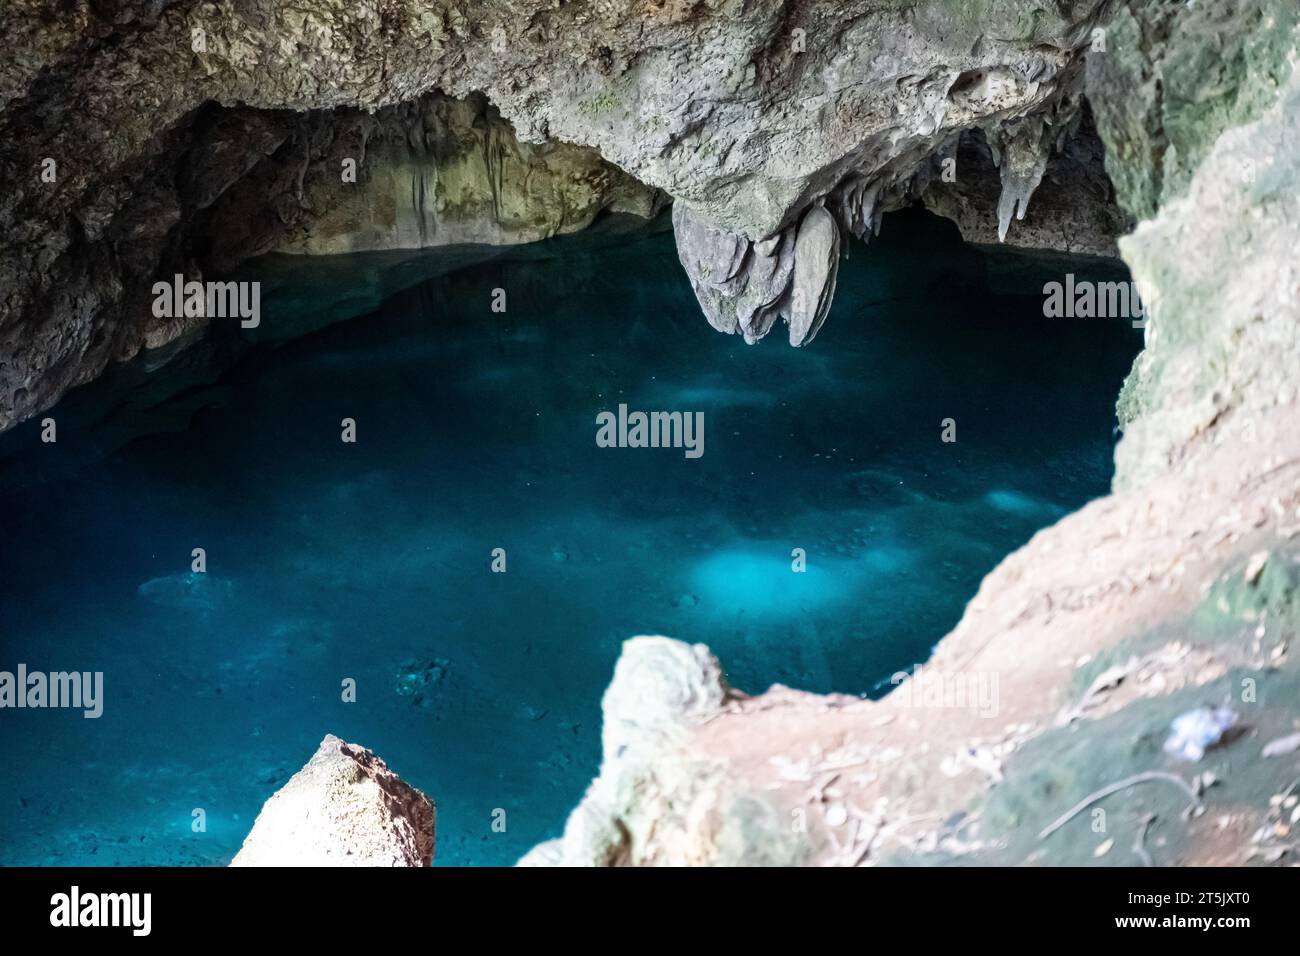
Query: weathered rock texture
xmin=520 ymin=636 xmax=747 ymax=866
xmin=207 ymin=92 xmax=666 ymax=262
xmin=0 ymin=81 xmax=662 ymax=422
xmin=231 ymin=734 xmax=435 ymax=867
xmin=1091 ymin=0 xmax=1300 ymax=492
xmin=1087 ymin=0 xmax=1299 ymax=223
xmin=664 ymin=24 xmax=1103 ymax=344
xmin=920 ymin=108 xmax=1127 ymax=257
xmin=0 ymin=0 xmax=1116 ymax=430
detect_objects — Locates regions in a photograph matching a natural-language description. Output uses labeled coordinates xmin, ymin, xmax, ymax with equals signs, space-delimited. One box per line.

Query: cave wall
xmin=1088 ymin=0 xmax=1300 ymax=490
xmin=203 ymin=92 xmax=666 ymax=262
xmin=919 ymin=106 xmax=1127 ymax=258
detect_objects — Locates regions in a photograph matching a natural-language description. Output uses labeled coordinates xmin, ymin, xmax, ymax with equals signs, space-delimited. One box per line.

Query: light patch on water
xmin=691 ymin=549 xmax=829 ymax=617
xmin=856 ymin=544 xmax=917 ymax=575
xmin=661 ymin=384 xmax=778 ymax=410
xmin=689 ymin=543 xmax=913 ymax=618
xmin=983 ymin=489 xmax=1066 ymax=520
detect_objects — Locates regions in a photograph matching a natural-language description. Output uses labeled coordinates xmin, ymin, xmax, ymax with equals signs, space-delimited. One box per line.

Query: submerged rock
xmin=395 ymin=657 xmax=450 ymax=707
xmin=231 ymin=734 xmax=435 ymax=867
xmin=137 ymin=572 xmax=232 ymax=613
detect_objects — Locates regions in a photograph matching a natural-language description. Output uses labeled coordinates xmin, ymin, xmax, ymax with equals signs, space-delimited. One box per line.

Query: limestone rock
xmin=599 ymin=636 xmax=731 ymax=764
xmin=253 ymin=93 xmax=667 ymax=257
xmin=516 ymin=839 xmax=565 ymax=867
xmin=521 ymin=636 xmax=736 ymax=866
xmin=673 ymin=200 xmax=842 ymax=347
xmin=1083 ymin=0 xmax=1300 ymax=491
xmin=735 ymin=229 xmax=796 ymax=344
xmin=919 ymin=113 xmax=1126 ymax=257
xmin=672 ymin=203 xmax=751 ymax=335
xmin=231 ymin=734 xmax=435 ymax=867
xmin=786 ymin=205 xmax=841 ymax=347
xmin=992 ymin=116 xmax=1055 ymax=243
xmin=1086 ymin=0 xmax=1299 ymax=222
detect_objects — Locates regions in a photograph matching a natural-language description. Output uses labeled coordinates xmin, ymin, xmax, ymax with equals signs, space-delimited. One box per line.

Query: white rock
xmin=231 ymin=734 xmax=435 ymax=867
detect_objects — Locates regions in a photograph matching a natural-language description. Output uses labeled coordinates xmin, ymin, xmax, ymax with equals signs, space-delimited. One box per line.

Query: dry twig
xmin=1038 ymin=771 xmax=1202 ymax=841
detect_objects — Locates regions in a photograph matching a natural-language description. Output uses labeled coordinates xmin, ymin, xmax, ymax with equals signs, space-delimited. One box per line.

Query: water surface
xmin=0 ymin=210 xmax=1141 ymax=865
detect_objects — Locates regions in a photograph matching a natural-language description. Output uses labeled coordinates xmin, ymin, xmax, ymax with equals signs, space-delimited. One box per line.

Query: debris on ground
xmin=1163 ymin=707 xmax=1239 ymax=762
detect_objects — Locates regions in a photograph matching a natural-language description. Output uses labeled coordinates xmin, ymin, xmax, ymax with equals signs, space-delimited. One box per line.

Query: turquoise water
xmin=0 ymin=211 xmax=1141 ymax=866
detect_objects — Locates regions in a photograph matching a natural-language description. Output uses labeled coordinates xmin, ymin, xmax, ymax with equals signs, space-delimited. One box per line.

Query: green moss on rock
xmin=1088 ymin=0 xmax=1299 ymax=220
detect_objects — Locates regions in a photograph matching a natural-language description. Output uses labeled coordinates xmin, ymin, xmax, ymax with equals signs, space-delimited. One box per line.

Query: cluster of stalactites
xmin=989 ymin=94 xmax=1082 ymax=241
xmin=672 ymin=192 xmax=868 ymax=349
xmin=674 ymin=98 xmax=1079 ymax=347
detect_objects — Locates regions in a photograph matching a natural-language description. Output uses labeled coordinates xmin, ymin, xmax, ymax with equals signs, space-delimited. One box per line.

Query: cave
xmin=1 ymin=0 xmax=1299 ymax=896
